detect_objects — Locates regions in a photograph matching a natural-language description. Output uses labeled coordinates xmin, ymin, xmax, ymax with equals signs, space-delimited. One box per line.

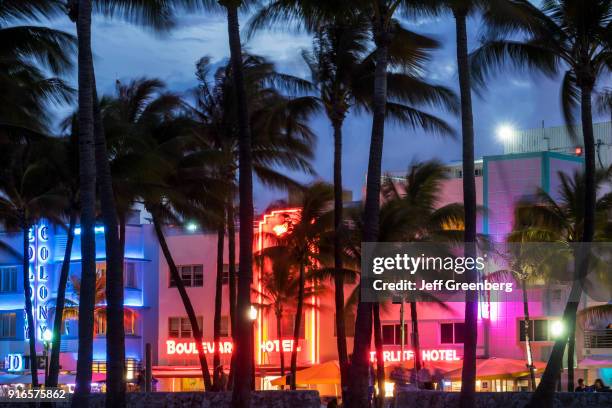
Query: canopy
xmin=270 ymin=360 xmax=340 ymax=386
xmin=385 ymin=359 xmax=463 ymax=378
xmin=578 ymin=357 xmax=612 ymax=368
xmin=445 ymin=357 xmax=546 ymax=380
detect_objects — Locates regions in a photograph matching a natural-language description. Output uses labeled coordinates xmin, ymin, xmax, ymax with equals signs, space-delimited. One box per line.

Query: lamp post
xmin=42 ymin=329 xmax=53 ymax=385
xmin=249 ymin=305 xmax=258 ymax=390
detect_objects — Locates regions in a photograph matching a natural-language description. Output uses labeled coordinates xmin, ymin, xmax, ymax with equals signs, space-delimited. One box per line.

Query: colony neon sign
xmin=25 ymin=224 xmax=51 ymax=341
xmin=369 ymin=349 xmax=461 ymax=363
xmin=166 ymin=339 xmax=300 ymax=355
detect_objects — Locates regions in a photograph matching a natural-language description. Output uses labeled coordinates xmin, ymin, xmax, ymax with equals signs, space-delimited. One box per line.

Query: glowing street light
xmin=185 ymin=222 xmax=198 ymax=232
xmin=249 ymin=305 xmax=258 ymax=321
xmin=496 ymin=124 xmax=515 ymax=142
xmin=550 ymin=320 xmax=564 ymax=338
xmin=43 ymin=329 xmax=53 ymax=342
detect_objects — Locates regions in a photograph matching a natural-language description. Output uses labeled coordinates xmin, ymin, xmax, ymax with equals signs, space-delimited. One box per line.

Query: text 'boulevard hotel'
xmin=0 ymin=123 xmax=610 ymax=394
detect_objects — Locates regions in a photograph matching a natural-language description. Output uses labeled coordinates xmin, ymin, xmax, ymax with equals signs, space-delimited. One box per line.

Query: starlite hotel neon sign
xmin=25 ymin=223 xmax=51 ymax=341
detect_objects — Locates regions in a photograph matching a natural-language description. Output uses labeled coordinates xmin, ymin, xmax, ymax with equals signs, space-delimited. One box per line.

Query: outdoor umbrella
xmin=445 ymin=357 xmax=546 ymax=380
xmin=270 ymin=360 xmax=340 ymax=386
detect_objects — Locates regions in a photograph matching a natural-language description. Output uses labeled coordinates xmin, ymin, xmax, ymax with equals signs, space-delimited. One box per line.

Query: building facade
xmin=0 ymin=149 xmax=610 ymax=392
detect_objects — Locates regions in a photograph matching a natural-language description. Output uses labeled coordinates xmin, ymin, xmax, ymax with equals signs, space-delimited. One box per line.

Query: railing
xmin=584 ymin=329 xmax=612 ymax=349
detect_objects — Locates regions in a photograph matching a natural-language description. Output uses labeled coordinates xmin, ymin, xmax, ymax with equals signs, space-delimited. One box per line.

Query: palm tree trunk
xmin=521 ymin=279 xmax=536 ymax=391
xmin=92 ymin=69 xmax=125 ymax=408
xmin=410 ymin=302 xmax=422 ymax=376
xmin=72 ymin=1 xmax=98 ymax=404
xmin=528 ymin=281 xmax=581 ymax=408
xmin=152 ymin=216 xmax=212 ymax=389
xmin=213 ymin=225 xmax=224 ymax=389
xmin=348 ymin=13 xmax=389 ymax=408
xmin=332 ymin=118 xmax=349 ymax=397
xmin=372 ymin=304 xmax=385 ymax=408
xmin=225 ymin=4 xmax=255 ymax=407
xmin=276 ymin=310 xmax=285 ymax=380
xmin=227 ymin=201 xmax=237 ymax=389
xmin=47 ymin=211 xmax=77 ymax=387
xmin=529 ymin=75 xmax=596 ymax=408
xmin=290 ymin=263 xmax=306 ymax=390
xmin=454 ymin=9 xmax=478 ymax=408
xmin=22 ymin=222 xmax=38 ymax=388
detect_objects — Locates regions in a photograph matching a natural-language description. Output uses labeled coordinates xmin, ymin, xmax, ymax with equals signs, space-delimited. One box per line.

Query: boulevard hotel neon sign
xmin=166 ymin=339 xmax=301 ymax=355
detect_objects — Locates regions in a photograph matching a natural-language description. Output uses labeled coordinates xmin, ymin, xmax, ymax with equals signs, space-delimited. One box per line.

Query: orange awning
xmin=445 ymin=357 xmax=546 ymax=380
xmin=270 ymin=360 xmax=341 ymax=386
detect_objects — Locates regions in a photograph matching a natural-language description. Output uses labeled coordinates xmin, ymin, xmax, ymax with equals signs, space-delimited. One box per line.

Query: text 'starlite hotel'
xmin=1 ymin=122 xmax=611 ymax=394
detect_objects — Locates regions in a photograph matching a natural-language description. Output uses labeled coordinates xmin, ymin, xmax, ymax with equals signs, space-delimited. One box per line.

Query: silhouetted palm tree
xmin=0 ymin=138 xmax=69 ymax=387
xmin=470 ymin=2 xmax=611 ymax=401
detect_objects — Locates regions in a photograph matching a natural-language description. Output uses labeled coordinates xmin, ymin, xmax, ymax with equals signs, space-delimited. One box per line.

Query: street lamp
xmin=496 ymin=124 xmax=515 ymax=142
xmin=43 ymin=329 xmax=53 ymax=384
xmin=248 ymin=305 xmax=258 ymax=321
xmin=550 ymin=320 xmax=564 ymax=338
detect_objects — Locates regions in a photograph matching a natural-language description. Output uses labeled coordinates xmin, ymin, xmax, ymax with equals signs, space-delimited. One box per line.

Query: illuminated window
xmin=440 ymin=322 xmax=465 ymax=344
xmin=168 ymin=316 xmax=203 ymax=338
xmin=170 ymin=265 xmax=204 ymax=287
xmin=94 ymin=309 xmax=137 ymax=336
xmin=0 ymin=313 xmax=16 ymax=338
xmin=0 ymin=267 xmax=17 ymax=292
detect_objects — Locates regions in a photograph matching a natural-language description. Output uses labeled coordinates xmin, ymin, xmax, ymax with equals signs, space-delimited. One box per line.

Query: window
xmin=222 ymin=264 xmax=239 ymax=285
xmin=0 ymin=313 xmax=16 ymax=338
xmin=124 ymin=309 xmax=136 ymax=335
xmin=0 ymin=267 xmax=17 ymax=293
xmin=124 ymin=262 xmax=138 ymax=289
xmin=220 ymin=316 xmax=229 ymax=337
xmin=440 ymin=322 xmax=465 ymax=344
xmin=519 ymin=319 xmax=553 ymax=342
xmin=95 ymin=312 xmax=107 ymax=336
xmin=281 ymin=314 xmax=305 ymax=339
xmin=382 ymin=323 xmax=409 ymax=345
xmin=170 ymin=265 xmax=204 ymax=287
xmin=168 ymin=316 xmax=203 ymax=338
xmin=94 ymin=310 xmax=137 ymax=336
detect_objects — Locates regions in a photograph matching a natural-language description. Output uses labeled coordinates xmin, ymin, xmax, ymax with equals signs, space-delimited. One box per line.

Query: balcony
xmin=584 ymin=329 xmax=612 ymax=350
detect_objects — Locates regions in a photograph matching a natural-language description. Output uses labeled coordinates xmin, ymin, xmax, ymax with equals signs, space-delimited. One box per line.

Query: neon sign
xmin=166 ymin=339 xmax=300 ymax=356
xmin=25 ymin=224 xmax=51 ymax=341
xmin=5 ymin=353 xmax=23 ymax=372
xmin=369 ymin=349 xmax=461 ymax=363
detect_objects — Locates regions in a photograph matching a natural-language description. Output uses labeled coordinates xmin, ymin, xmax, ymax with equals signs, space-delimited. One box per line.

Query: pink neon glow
xmin=166 ymin=339 xmax=300 ymax=355
xmin=369 ymin=349 xmax=461 ymax=363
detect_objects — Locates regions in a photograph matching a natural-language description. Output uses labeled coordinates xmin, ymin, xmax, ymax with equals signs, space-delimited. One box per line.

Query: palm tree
xmin=253 ymin=247 xmax=323 ymax=380
xmin=43 ymin=134 xmax=80 ymax=388
xmin=0 ymin=139 xmax=69 ymax=388
xmin=469 ymin=2 xmax=611 ymax=401
xmin=260 ymin=183 xmax=334 ymax=390
xmin=65 ymin=1 xmax=178 ymax=405
xmin=0 ymin=0 xmax=74 ymax=135
xmin=302 ymin=15 xmax=459 ymax=396
xmin=506 ymin=169 xmax=612 ymax=397
xmin=190 ymin=53 xmax=318 ymax=386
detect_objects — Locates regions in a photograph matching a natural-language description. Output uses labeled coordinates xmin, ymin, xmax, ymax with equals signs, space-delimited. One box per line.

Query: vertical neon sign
xmin=25 ymin=223 xmax=51 ymax=342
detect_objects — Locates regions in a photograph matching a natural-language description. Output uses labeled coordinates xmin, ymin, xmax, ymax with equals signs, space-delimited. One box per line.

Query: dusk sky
xmin=47 ymin=7 xmax=610 ymax=212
